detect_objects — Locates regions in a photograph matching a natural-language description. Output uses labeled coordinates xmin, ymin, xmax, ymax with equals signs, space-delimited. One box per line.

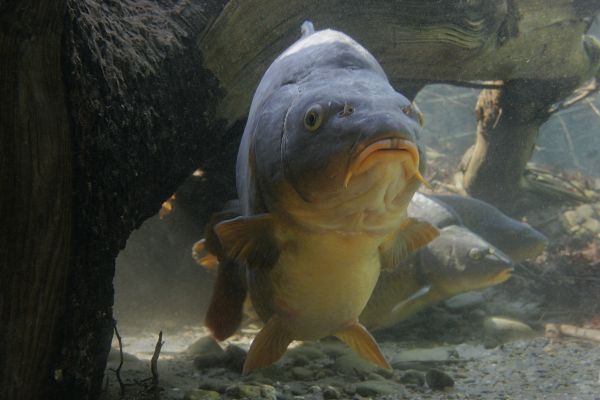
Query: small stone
xmin=183 ymin=389 xmax=220 ymax=400
xmin=308 ymin=385 xmax=321 ymax=393
xmin=261 ymin=384 xmax=277 ymax=400
xmin=322 ymin=385 xmax=341 ymax=399
xmin=425 ymin=369 xmax=454 ymax=391
xmin=291 ymin=366 xmax=314 ymax=380
xmin=334 ymin=353 xmax=379 ymax=375
xmin=186 ymin=336 xmax=224 ymax=357
xmin=562 ymin=210 xmax=582 ymax=229
xmin=583 ymin=218 xmax=600 ymax=233
xmin=576 ymin=204 xmax=595 ymax=220
xmin=399 ymin=370 xmax=425 ymax=386
xmin=355 ymin=380 xmax=404 ymax=396
xmin=483 ymin=316 xmax=537 ymax=343
xmin=224 ymin=344 xmax=246 ymax=373
xmin=198 ymin=377 xmax=229 ymax=393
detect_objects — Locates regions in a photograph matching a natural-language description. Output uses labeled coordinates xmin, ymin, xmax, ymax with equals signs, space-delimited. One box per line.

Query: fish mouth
xmin=492 ymin=267 xmax=513 ymax=284
xmin=344 ymin=135 xmax=429 ymax=188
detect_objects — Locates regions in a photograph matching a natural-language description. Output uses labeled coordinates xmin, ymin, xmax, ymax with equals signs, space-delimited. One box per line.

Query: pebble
xmin=333 ymin=353 xmax=380 ymax=375
xmin=198 ymin=377 xmax=229 ymax=393
xmin=355 ymin=380 xmax=405 ymax=396
xmin=399 ymin=370 xmax=425 ymax=386
xmin=322 ymin=385 xmax=341 ymax=399
xmin=225 ymin=384 xmax=277 ymax=400
xmin=186 ymin=336 xmax=224 ymax=357
xmin=425 ymin=369 xmax=455 ymax=391
xmin=224 ymin=344 xmax=246 ymax=373
xmin=291 ymin=366 xmax=314 ymax=380
xmin=183 ymin=389 xmax=220 ymax=400
xmin=483 ymin=316 xmax=537 ymax=343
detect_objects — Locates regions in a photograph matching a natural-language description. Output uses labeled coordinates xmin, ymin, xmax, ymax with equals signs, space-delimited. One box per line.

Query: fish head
xmin=260 ymin=75 xmax=424 ymax=233
xmin=420 ymin=226 xmax=513 ymax=297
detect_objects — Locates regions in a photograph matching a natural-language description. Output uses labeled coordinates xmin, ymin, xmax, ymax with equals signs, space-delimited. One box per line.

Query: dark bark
xmin=49 ymin=1 xmax=235 ymax=398
xmin=0 ymin=1 xmax=70 ymax=400
xmin=461 ymin=79 xmax=577 ymax=212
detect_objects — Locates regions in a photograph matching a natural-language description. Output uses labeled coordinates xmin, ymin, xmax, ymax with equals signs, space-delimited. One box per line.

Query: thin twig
xmin=109 ymin=320 xmax=125 ymax=396
xmin=556 ymin=114 xmax=582 ymax=170
xmin=150 ymin=331 xmax=164 ymax=398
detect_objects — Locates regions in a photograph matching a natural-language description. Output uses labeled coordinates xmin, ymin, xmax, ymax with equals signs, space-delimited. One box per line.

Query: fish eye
xmin=468 ymin=248 xmax=482 ymax=260
xmin=304 ymin=105 xmax=323 ymax=132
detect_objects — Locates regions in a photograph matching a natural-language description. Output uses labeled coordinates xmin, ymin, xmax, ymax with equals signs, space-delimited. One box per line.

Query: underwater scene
xmin=103 ymin=8 xmax=600 ymax=400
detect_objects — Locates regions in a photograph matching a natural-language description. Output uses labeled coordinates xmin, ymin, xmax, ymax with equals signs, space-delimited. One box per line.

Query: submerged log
xmin=460 ymin=79 xmax=577 ymax=211
xmin=200 ymin=0 xmax=600 ymax=124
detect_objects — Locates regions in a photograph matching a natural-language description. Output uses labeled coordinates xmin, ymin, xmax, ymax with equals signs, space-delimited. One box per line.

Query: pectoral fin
xmin=389 ymin=285 xmax=433 ymax=319
xmin=205 ymin=258 xmax=248 ymax=341
xmin=334 ymin=322 xmax=391 ymax=369
xmin=243 ymin=316 xmax=292 ymax=374
xmin=215 ymin=214 xmax=280 ymax=270
xmin=379 ymin=218 xmax=439 ymax=270
xmin=192 ymin=239 xmax=219 ymax=269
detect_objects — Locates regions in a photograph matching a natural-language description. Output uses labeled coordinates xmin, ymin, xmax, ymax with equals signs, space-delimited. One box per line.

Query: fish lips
xmin=344 ymin=132 xmax=421 ymax=188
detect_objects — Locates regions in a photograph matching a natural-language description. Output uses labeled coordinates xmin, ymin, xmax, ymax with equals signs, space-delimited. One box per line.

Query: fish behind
xmin=206 ymin=22 xmax=438 ymax=374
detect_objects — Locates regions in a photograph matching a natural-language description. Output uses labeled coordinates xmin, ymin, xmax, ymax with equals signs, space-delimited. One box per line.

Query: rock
xmin=399 ymin=370 xmax=425 ymax=386
xmin=288 ymin=344 xmax=327 ymax=361
xmin=291 ymin=366 xmax=314 ymax=380
xmin=224 ymin=344 xmax=246 ymax=373
xmin=322 ymin=385 xmax=341 ymax=399
xmin=483 ymin=316 xmax=537 ymax=343
xmin=355 ymin=380 xmax=405 ymax=396
xmin=186 ymin=336 xmax=224 ymax=357
xmin=333 ymin=353 xmax=380 ymax=375
xmin=198 ymin=377 xmax=229 ymax=393
xmin=576 ymin=204 xmax=595 ymax=220
xmin=583 ymin=218 xmax=600 ymax=233
xmin=425 ymin=369 xmax=454 ymax=391
xmin=183 ymin=389 xmax=221 ymax=400
xmin=445 ymin=291 xmax=486 ymax=310
xmin=562 ymin=210 xmax=583 ymax=229
xmin=225 ymin=384 xmax=277 ymax=399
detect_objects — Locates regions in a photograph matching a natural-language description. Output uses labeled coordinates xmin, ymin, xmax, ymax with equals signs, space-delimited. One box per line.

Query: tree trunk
xmin=0 ymin=1 xmax=70 ymax=399
xmin=461 ymin=79 xmax=577 ymax=211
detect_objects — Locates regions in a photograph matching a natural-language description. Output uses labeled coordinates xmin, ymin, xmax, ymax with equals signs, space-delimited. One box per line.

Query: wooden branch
xmin=109 ymin=321 xmax=125 ymax=396
xmin=545 ymin=323 xmax=600 ymax=343
xmin=150 ymin=331 xmax=164 ymax=398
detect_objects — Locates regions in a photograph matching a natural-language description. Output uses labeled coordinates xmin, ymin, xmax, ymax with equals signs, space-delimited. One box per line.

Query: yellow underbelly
xmin=270 ymin=231 xmax=382 ymax=340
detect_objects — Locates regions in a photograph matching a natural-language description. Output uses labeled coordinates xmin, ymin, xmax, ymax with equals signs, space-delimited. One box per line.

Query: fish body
xmin=409 ymin=193 xmax=547 ymax=262
xmin=360 ymin=225 xmax=513 ymax=330
xmin=207 ymin=24 xmax=437 ymax=373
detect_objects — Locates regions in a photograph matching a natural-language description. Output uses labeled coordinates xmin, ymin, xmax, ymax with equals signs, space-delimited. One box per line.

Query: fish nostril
xmin=339 ymin=103 xmax=354 ymax=117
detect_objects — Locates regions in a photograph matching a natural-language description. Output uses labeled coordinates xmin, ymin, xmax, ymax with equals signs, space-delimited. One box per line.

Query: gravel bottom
xmin=102 ymin=322 xmax=600 ymax=400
